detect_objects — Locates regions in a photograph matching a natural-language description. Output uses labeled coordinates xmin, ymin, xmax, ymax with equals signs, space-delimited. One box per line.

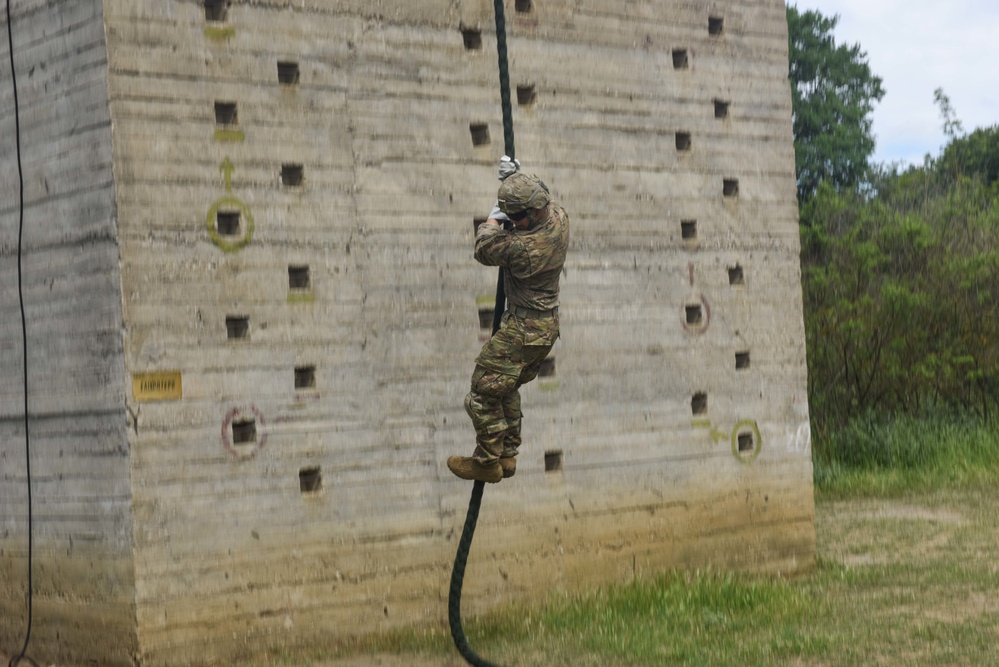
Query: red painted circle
xmin=220 ymin=405 xmax=267 ymax=458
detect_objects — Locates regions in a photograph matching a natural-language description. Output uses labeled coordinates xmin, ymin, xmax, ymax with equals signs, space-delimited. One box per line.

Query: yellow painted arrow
xmin=220 ymin=157 xmax=235 ymax=192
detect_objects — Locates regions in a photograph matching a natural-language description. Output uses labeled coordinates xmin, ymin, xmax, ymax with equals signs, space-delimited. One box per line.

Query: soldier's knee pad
xmin=465 ymin=390 xmax=508 ymax=435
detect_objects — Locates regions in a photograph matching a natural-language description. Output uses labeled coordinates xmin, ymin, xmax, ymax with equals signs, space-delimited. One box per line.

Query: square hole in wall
xmin=281 ymin=164 xmax=304 ymax=186
xmin=478 ymin=306 xmax=494 ymax=329
xmin=295 ymin=365 xmax=316 ymax=389
xmin=681 ymin=219 xmax=697 ymax=241
xmin=729 ymin=265 xmax=745 ymax=285
xmin=685 ymin=304 xmax=703 ymax=325
xmin=544 ymin=449 xmax=563 ymax=472
xmin=226 ymin=315 xmax=249 ymax=340
xmin=214 ymin=101 xmax=238 ymax=126
xmin=517 ymin=84 xmax=537 ymax=106
xmin=469 ymin=123 xmax=490 ymax=146
xmin=232 ymin=418 xmax=256 ymax=445
xmin=709 ymin=16 xmax=724 ymax=36
xmin=691 ymin=392 xmax=707 ymax=415
xmin=672 ymin=49 xmax=689 ymax=69
xmin=299 ymin=465 xmax=322 ymax=493
xmin=216 ymin=210 xmax=240 ymax=236
xmin=288 ymin=265 xmax=311 ymax=290
xmin=204 ymin=0 xmax=229 ymax=22
xmin=515 ymin=0 xmax=533 ymax=13
xmin=723 ymin=178 xmax=739 ymax=197
xmin=714 ymin=99 xmax=730 ymax=119
xmin=675 ymin=131 xmax=692 ymax=152
xmin=737 ymin=431 xmax=755 ymax=454
xmin=277 ymin=61 xmax=300 ymax=84
xmin=538 ymin=356 xmax=556 ymax=377
xmin=736 ymin=351 xmax=751 ymax=370
xmin=461 ymin=25 xmax=482 ymax=50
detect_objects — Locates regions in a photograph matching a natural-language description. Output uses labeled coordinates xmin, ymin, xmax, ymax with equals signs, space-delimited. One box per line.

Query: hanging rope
xmin=6 ymin=1 xmax=39 ymax=666
xmin=494 ymin=0 xmax=516 ymax=160
xmin=447 ymin=2 xmax=515 ymax=666
xmin=490 ymin=0 xmax=515 ymax=334
xmin=447 ymin=481 xmax=499 ymax=667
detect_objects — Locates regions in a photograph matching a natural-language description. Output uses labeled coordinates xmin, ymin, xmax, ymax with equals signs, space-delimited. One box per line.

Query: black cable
xmin=5 ymin=2 xmax=38 ymax=667
xmin=447 ymin=2 xmax=516 ymax=666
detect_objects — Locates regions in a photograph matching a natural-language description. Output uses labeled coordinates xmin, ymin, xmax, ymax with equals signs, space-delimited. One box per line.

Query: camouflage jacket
xmin=474 ymin=201 xmax=569 ymax=313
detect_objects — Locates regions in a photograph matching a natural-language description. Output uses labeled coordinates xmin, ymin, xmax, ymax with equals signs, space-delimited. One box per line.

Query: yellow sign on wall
xmin=133 ymin=371 xmax=183 ymax=402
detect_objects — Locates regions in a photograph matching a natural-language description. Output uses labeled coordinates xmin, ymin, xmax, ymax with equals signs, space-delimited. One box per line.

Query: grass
xmin=814 ymin=412 xmax=999 ymax=497
xmin=263 ymin=413 xmax=999 ymax=666
xmin=508 ymin=571 xmax=829 ymax=666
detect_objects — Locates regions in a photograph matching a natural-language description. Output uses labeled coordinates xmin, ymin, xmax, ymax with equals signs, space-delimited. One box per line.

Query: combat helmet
xmin=497 ymin=172 xmax=550 ymax=215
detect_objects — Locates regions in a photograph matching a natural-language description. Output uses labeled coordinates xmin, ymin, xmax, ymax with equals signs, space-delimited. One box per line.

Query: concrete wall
xmin=0 ymin=0 xmax=137 ymax=664
xmin=1 ymin=0 xmax=813 ymax=664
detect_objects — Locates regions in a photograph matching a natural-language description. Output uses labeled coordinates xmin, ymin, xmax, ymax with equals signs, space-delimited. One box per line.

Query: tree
xmin=801 ymin=168 xmax=999 ymax=441
xmin=938 ymin=124 xmax=999 ymax=186
xmin=933 ymin=87 xmax=964 ymax=141
xmin=787 ymin=6 xmax=885 ymax=204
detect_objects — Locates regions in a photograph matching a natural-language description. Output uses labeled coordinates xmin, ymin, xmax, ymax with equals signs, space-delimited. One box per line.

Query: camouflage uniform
xmin=465 ymin=173 xmax=570 ymax=467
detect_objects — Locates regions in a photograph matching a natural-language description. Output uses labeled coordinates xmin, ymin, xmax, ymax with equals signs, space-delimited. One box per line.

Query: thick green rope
xmin=448 ymin=480 xmax=499 ymax=667
xmin=494 ymin=0 xmax=516 ymax=161
xmin=490 ymin=0 xmax=515 ymax=334
xmin=447 ymin=3 xmax=515 ymax=666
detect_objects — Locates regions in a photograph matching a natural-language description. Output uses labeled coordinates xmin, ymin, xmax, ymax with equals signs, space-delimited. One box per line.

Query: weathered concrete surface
xmin=0 ymin=0 xmax=136 ymax=664
xmin=1 ymin=0 xmax=813 ymax=664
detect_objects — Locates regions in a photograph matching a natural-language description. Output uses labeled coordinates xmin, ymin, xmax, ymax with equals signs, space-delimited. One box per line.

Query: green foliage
xmin=937 ymin=124 xmax=999 ymax=185
xmin=812 ymin=412 xmax=999 ymax=499
xmin=801 ymin=168 xmax=999 ymax=444
xmin=797 ymin=74 xmax=999 ymax=455
xmin=787 ymin=5 xmax=885 ymax=202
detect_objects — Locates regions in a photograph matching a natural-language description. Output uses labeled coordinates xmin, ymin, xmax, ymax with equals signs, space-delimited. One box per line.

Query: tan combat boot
xmin=447 ymin=456 xmax=503 ymax=483
xmin=498 ymin=457 xmax=516 ymax=478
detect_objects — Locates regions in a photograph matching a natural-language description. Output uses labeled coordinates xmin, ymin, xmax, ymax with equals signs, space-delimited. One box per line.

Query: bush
xmin=814 ymin=411 xmax=999 ymax=494
xmin=801 ymin=175 xmax=999 ymax=442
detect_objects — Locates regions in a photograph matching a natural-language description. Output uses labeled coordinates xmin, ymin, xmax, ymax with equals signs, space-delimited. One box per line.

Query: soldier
xmin=447 ymin=163 xmax=570 ymax=483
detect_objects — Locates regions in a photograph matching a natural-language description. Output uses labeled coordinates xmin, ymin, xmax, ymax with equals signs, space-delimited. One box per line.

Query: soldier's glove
xmin=498 ymin=155 xmax=521 ymax=181
xmin=488 ymin=201 xmax=508 ymax=222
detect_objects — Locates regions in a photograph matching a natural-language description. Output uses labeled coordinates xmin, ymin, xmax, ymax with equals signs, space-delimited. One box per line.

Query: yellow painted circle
xmin=731 ymin=419 xmax=762 ymax=463
xmin=206 ymin=195 xmax=254 ymax=252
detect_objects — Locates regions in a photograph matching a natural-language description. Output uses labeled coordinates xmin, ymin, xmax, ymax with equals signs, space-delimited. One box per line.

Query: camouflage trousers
xmin=465 ymin=312 xmax=556 ymax=463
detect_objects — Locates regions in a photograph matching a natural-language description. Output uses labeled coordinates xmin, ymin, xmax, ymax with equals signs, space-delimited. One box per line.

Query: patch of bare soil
xmin=816 ymin=497 xmax=968 ymax=567
xmin=815 ymin=490 xmax=999 ymax=666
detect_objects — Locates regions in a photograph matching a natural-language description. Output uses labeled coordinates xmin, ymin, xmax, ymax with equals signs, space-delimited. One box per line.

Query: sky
xmin=791 ymin=0 xmax=999 ymax=167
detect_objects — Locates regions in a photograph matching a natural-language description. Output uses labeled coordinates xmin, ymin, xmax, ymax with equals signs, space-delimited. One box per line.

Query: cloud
xmin=794 ymin=0 xmax=999 ymax=165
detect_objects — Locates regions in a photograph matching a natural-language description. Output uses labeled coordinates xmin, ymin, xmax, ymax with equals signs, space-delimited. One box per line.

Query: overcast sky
xmin=790 ymin=0 xmax=999 ymax=167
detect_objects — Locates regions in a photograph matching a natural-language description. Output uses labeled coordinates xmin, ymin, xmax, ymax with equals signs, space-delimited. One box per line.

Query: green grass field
xmin=272 ymin=415 xmax=999 ymax=667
